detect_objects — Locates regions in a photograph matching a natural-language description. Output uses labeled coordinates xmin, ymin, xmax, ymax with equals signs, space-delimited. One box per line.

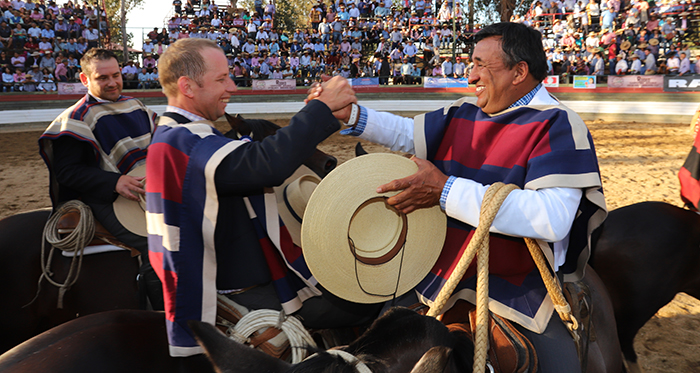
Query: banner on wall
xmin=252 ymin=79 xmax=297 ymax=91
xmin=350 ymin=77 xmax=379 ymax=87
xmin=57 ymin=83 xmax=88 ymax=95
xmin=664 ymin=76 xmax=700 ymax=92
xmin=608 ymin=75 xmax=663 ymax=89
xmin=573 ymin=75 xmax=596 ymax=89
xmin=542 ymin=76 xmax=559 ymax=87
xmin=423 ymin=77 xmax=469 ymax=88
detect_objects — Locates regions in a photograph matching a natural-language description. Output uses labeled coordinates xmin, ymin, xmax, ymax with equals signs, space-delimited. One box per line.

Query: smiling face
xmin=189 ymin=47 xmax=237 ymax=121
xmin=79 ymin=57 xmax=122 ymax=101
xmin=468 ymin=36 xmax=521 ymax=114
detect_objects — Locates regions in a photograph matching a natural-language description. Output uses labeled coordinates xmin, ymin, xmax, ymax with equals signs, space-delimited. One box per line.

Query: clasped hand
xmin=116 ymin=175 xmax=145 ymax=201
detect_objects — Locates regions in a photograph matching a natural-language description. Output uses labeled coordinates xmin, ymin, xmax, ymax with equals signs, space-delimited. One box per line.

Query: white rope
xmin=229 ymin=309 xmax=317 ymax=364
xmin=24 ymin=200 xmax=95 ymax=309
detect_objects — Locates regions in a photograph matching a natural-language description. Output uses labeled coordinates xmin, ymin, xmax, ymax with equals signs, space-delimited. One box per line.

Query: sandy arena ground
xmin=0 ymin=119 xmax=698 ymax=371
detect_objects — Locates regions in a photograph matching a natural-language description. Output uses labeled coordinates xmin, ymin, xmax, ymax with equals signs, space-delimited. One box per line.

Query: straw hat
xmin=649 ymin=38 xmax=659 ymax=46
xmin=302 ymin=153 xmax=446 ymax=304
xmin=113 ymin=164 xmax=147 ymax=237
xmin=273 ymin=166 xmax=321 ymax=247
xmin=620 ymin=40 xmax=631 ymax=51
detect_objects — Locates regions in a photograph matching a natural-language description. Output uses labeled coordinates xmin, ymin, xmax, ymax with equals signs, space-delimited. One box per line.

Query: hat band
xmin=348 ymin=197 xmax=407 ymax=265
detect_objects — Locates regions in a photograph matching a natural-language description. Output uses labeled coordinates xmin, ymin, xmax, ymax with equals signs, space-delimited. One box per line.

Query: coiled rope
xmin=426 ymin=182 xmax=579 ymax=373
xmin=26 ymin=200 xmax=95 ymax=309
xmin=227 ymin=309 xmax=317 ymax=364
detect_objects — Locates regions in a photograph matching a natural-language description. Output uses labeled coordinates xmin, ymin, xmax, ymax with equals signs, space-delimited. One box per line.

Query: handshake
xmin=305 ymin=76 xmax=357 ymax=124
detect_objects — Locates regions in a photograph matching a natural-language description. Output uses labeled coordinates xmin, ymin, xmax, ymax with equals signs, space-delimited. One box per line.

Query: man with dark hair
xmin=148 ymin=38 xmax=382 ymax=358
xmin=38 ymin=48 xmax=163 ymax=310
xmin=315 ymin=22 xmax=607 ymax=372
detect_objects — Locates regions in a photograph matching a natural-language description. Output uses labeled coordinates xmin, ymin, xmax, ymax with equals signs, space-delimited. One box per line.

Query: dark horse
xmin=0 ymin=266 xmax=622 ymax=372
xmin=0 ymin=115 xmax=337 ymax=354
xmin=590 ymin=201 xmax=700 ymax=373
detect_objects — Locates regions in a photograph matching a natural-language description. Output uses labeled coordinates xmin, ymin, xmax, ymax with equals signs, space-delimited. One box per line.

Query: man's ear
xmin=79 ymin=71 xmax=88 ymax=87
xmin=513 ymin=61 xmax=530 ymax=85
xmin=177 ymin=76 xmax=195 ymax=98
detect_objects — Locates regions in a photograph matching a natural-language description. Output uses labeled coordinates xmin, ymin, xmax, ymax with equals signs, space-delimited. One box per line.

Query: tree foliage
xmin=240 ymin=0 xmax=317 ymax=32
xmin=102 ymin=0 xmax=146 ymax=48
xmin=471 ymin=0 xmax=535 ymax=24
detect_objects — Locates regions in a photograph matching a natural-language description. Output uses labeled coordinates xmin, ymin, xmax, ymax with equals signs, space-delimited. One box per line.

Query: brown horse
xmin=0 ymin=115 xmax=337 ymax=354
xmin=590 ymin=201 xmax=700 ymax=373
xmin=0 ymin=266 xmax=622 ymax=373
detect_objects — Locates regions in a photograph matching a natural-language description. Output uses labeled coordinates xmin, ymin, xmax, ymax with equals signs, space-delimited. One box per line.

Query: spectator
xmin=137 ymin=67 xmax=150 ymax=89
xmin=453 ymin=55 xmax=466 ymax=78
xmin=679 ymin=52 xmax=690 ymax=76
xmin=441 ymin=55 xmax=453 ymax=77
xmin=54 ymin=57 xmax=68 ymax=81
xmin=40 ymin=50 xmax=56 ymax=73
xmin=614 ymin=53 xmax=628 ymax=75
xmin=37 ymin=73 xmax=56 ymax=92
xmin=643 ymin=47 xmax=656 ymax=74
xmin=628 ymin=53 xmax=641 ymax=74
xmin=2 ymin=66 xmax=14 ymax=91
xmin=666 ymin=52 xmax=680 ymax=75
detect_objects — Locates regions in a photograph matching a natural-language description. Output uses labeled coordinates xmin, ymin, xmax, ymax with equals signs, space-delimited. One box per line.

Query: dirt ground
xmin=1 ymin=120 xmax=699 ymax=371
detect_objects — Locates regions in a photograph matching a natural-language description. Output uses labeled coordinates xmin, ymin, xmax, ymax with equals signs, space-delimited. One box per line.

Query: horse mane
xmin=286 ymin=352 xmax=372 ymax=373
xmin=224 ymin=113 xmax=281 ymax=142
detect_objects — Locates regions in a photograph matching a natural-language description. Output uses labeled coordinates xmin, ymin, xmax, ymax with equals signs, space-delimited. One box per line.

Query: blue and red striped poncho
xmin=38 ymin=94 xmax=156 ymax=205
xmin=146 ymin=117 xmax=319 ymax=357
xmin=413 ymin=98 xmax=607 ymax=333
xmin=680 ymin=127 xmax=700 ymax=210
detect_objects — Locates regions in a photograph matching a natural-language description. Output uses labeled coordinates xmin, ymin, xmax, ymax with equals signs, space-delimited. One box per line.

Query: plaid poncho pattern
xmin=413 ymin=98 xmax=607 ymax=333
xmin=146 ymin=117 xmax=319 ymax=357
xmin=38 ymin=94 xmax=156 ymax=205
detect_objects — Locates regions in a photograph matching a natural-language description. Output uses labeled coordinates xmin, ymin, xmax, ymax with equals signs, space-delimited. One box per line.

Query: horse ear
xmin=188 ymin=320 xmax=291 ymax=373
xmin=409 ymin=346 xmax=453 ymax=373
xmin=355 ymin=142 xmax=368 ymax=157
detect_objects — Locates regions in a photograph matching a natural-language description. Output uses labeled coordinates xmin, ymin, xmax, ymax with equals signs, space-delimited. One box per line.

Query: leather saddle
xmin=56 ymin=210 xmax=140 ymax=257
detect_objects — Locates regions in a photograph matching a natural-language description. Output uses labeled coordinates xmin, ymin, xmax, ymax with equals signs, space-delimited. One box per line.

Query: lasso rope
xmin=227 ymin=309 xmax=317 ymax=364
xmin=26 ymin=200 xmax=96 ymax=309
xmin=426 ymin=182 xmax=579 ymax=373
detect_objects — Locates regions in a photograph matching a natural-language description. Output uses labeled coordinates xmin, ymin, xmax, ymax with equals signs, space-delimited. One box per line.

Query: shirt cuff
xmin=339 ymin=105 xmax=368 ymax=136
xmin=439 ymin=175 xmax=457 ymax=211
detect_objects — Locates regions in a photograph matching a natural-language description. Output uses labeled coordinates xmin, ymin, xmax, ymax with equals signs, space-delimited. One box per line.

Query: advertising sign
xmin=664 ymin=76 xmax=700 ymax=92
xmin=573 ymin=76 xmax=596 ymax=89
xmin=57 ymin=82 xmax=88 ymax=95
xmin=350 ymin=77 xmax=379 ymax=87
xmin=542 ymin=75 xmax=559 ymax=87
xmin=608 ymin=75 xmax=664 ymax=89
xmin=423 ymin=77 xmax=469 ymax=88
xmin=252 ymin=79 xmax=297 ymax=91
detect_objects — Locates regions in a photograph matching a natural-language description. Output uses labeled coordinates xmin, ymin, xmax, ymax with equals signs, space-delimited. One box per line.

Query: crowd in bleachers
xmin=0 ymin=0 xmax=108 ymax=92
xmin=513 ymin=0 xmax=700 ymax=78
xmin=156 ymin=0 xmax=475 ymax=86
xmin=2 ymin=0 xmax=700 ymax=92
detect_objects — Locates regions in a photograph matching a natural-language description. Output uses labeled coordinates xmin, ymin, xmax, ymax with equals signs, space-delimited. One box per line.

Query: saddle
xmin=56 ymin=210 xmax=140 ymax=257
xmin=437 ymin=280 xmax=594 ymax=373
xmin=441 ymin=300 xmax=538 ymax=373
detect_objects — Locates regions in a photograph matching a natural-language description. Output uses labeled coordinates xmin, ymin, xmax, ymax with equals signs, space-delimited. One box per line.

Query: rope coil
xmin=227 ymin=309 xmax=317 ymax=364
xmin=426 ymin=182 xmax=579 ymax=373
xmin=24 ymin=200 xmax=96 ymax=309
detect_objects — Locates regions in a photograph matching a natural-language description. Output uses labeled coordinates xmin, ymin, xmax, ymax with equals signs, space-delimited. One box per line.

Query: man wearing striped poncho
xmin=330 ymin=22 xmax=608 ymax=372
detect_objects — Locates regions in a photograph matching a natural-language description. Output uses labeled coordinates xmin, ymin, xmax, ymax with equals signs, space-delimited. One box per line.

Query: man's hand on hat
xmin=377 ymin=157 xmax=448 ymax=214
xmin=116 ymin=175 xmax=145 ymax=201
xmin=305 ymin=75 xmax=355 ymax=122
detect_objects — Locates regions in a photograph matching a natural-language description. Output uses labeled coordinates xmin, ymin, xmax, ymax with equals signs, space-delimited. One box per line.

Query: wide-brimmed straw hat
xmin=620 ymin=40 xmax=631 ymax=51
xmin=302 ymin=153 xmax=446 ymax=304
xmin=113 ymin=164 xmax=147 ymax=237
xmin=274 ymin=166 xmax=321 ymax=247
